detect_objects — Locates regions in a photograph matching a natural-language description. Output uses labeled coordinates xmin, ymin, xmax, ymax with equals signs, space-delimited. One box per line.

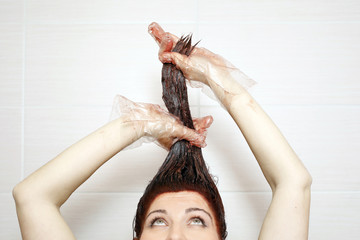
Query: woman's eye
xmin=151 ymin=218 xmax=167 ymax=226
xmin=189 ymin=217 xmax=205 ymax=226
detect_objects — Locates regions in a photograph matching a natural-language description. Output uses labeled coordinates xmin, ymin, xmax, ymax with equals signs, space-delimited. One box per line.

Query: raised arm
xmin=12 ymin=95 xmax=210 ymax=240
xmin=149 ymin=22 xmax=312 ymax=240
xmin=210 ymin=78 xmax=312 ymax=240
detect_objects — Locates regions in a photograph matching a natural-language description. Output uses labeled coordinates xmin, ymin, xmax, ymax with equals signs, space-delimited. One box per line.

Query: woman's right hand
xmin=111 ymin=95 xmax=212 ymax=150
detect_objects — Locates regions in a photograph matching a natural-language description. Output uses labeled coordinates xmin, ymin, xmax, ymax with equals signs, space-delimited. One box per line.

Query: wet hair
xmin=133 ymin=35 xmax=227 ymax=239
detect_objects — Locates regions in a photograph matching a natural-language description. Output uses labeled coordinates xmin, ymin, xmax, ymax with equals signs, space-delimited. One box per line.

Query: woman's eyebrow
xmin=185 ymin=207 xmax=213 ymax=221
xmin=146 ymin=209 xmax=167 ymax=219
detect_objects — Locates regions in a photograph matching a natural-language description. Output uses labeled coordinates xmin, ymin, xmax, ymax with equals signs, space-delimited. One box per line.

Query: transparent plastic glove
xmin=148 ymin=22 xmax=256 ymax=103
xmin=109 ymin=95 xmax=213 ymax=150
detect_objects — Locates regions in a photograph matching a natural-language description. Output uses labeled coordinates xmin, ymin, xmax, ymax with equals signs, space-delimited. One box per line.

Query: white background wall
xmin=1 ymin=0 xmax=359 ymax=239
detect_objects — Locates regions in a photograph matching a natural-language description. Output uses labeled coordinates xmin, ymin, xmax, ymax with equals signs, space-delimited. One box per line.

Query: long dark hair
xmin=133 ymin=35 xmax=227 ymax=239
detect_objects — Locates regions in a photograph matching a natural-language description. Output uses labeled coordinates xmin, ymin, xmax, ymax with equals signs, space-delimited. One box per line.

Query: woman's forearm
xmin=210 ymin=77 xmax=312 ymax=190
xmin=12 ymin=97 xmax=206 ymax=240
xmin=13 ymin=117 xmax=140 ymax=207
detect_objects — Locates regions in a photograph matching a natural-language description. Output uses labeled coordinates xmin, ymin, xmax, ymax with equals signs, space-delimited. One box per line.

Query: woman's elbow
xmin=303 ymin=171 xmax=313 ymax=188
xmin=275 ymin=169 xmax=312 ymax=191
xmin=12 ymin=182 xmax=27 ymax=206
xmin=288 ymin=170 xmax=313 ymax=191
xmin=12 ymin=181 xmax=38 ymax=206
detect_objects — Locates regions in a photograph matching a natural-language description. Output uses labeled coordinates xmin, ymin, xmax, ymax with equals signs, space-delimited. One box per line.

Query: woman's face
xmin=139 ymin=191 xmax=220 ymax=240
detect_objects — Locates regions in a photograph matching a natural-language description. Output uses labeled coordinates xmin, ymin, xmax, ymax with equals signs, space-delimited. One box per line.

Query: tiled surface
xmin=309 ymin=192 xmax=360 ymax=239
xmin=198 ymin=0 xmax=360 ymax=22
xmin=23 ymin=106 xmax=170 ymax=191
xmin=1 ymin=0 xmax=360 ymax=239
xmin=46 ymin=192 xmax=360 ymax=239
xmin=24 ymin=107 xmax=112 ymax=176
xmin=0 ymin=108 xmax=21 ymax=192
xmin=201 ymin=106 xmax=360 ymax=191
xmin=3 ymin=191 xmax=360 ymax=239
xmin=24 ymin=106 xmax=199 ymax=192
xmin=25 ymin=23 xmax=199 ymax=107
xmin=26 ymin=0 xmax=197 ymax=23
xmin=0 ymin=24 xmax=23 ymax=107
xmin=201 ymin=106 xmax=269 ymax=192
xmin=198 ymin=23 xmax=360 ymax=105
xmin=0 ymin=194 xmax=21 ymax=239
xmin=0 ymin=0 xmax=23 ymax=23
xmin=76 ymin=144 xmax=168 ymax=192
xmin=61 ymin=193 xmax=141 ymax=239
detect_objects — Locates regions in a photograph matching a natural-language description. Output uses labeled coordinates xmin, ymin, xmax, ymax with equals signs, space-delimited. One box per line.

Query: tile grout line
xmin=20 ymin=0 xmax=27 ymax=181
xmin=1 ymin=190 xmax=360 ymax=196
xmin=22 ymin=20 xmax=199 ymax=25
xmin=3 ymin=104 xmax=360 ymax=108
xmin=16 ymin=20 xmax=360 ymax=25
xmin=14 ymin=190 xmax=357 ymax=195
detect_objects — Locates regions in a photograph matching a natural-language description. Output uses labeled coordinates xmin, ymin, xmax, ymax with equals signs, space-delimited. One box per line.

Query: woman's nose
xmin=166 ymin=225 xmax=186 ymax=240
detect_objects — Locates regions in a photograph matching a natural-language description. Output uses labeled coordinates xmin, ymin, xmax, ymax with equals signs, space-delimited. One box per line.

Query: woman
xmin=13 ymin=22 xmax=312 ymax=240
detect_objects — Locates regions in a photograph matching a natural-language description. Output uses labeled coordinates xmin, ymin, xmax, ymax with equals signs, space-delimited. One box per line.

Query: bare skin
xmin=149 ymin=22 xmax=312 ymax=240
xmin=140 ymin=191 xmax=219 ymax=240
xmin=13 ymin=23 xmax=312 ymax=240
xmin=12 ymin=98 xmax=210 ymax=240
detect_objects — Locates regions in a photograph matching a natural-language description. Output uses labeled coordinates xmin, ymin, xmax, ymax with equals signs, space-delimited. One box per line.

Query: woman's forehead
xmin=147 ymin=191 xmax=212 ymax=213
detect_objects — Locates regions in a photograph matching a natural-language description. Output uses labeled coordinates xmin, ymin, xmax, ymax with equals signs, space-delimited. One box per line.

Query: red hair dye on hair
xmin=133 ymin=35 xmax=227 ymax=239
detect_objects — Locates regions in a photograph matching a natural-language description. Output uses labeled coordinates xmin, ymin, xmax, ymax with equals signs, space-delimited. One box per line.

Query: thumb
xmin=159 ymin=52 xmax=189 ymax=72
xmin=158 ymin=32 xmax=174 ymax=56
xmin=172 ymin=124 xmax=207 ymax=148
xmin=193 ymin=115 xmax=213 ymax=132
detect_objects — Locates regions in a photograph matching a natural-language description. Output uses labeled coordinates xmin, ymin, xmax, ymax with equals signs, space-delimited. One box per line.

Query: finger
xmin=173 ymin=125 xmax=206 ymax=148
xmin=193 ymin=115 xmax=213 ymax=131
xmin=113 ymin=95 xmax=139 ymax=117
xmin=148 ymin=22 xmax=165 ymax=46
xmin=156 ymin=136 xmax=173 ymax=151
xmin=149 ymin=22 xmax=180 ymax=47
xmin=193 ymin=47 xmax=230 ymax=68
xmin=159 ymin=52 xmax=189 ymax=70
xmin=158 ymin=32 xmax=174 ymax=56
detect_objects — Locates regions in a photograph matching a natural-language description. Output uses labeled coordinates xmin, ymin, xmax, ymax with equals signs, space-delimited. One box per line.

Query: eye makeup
xmin=145 ymin=206 xmax=213 ymax=229
xmin=149 ymin=216 xmax=168 ymax=227
xmin=188 ymin=216 xmax=207 ymax=227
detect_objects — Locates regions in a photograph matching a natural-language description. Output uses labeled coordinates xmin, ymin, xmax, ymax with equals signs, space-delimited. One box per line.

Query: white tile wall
xmin=0 ymin=24 xmax=23 ymax=107
xmin=198 ymin=0 xmax=360 ymax=22
xmin=0 ymin=109 xmax=22 ymax=191
xmin=200 ymin=105 xmax=360 ymax=192
xmin=25 ymin=23 xmax=199 ymax=107
xmin=0 ymin=194 xmax=21 ymax=239
xmin=26 ymin=0 xmax=197 ymax=23
xmin=198 ymin=23 xmax=360 ymax=105
xmin=1 ymin=0 xmax=359 ymax=239
xmin=0 ymin=0 xmax=23 ymax=23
